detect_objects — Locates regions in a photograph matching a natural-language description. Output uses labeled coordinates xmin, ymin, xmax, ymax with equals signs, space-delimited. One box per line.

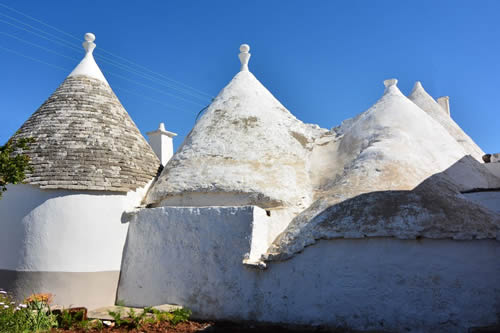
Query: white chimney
xmin=146 ymin=123 xmax=177 ymax=166
xmin=437 ymin=96 xmax=450 ymax=116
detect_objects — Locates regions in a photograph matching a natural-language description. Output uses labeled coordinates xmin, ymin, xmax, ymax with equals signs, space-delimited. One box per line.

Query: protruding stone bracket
xmin=239 ymin=44 xmax=251 ymax=71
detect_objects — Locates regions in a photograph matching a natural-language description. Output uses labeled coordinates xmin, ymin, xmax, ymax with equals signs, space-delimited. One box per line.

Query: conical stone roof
xmin=12 ymin=33 xmax=159 ymax=192
xmin=146 ymin=44 xmax=326 ymax=209
xmin=310 ymin=79 xmax=470 ymax=199
xmin=408 ymin=81 xmax=484 ymax=161
xmin=265 ymin=79 xmax=500 ymax=261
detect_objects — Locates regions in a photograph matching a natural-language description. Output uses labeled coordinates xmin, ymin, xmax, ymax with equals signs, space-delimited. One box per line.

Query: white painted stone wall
xmin=486 ymin=162 xmax=500 ymax=178
xmin=118 ymin=206 xmax=500 ymax=333
xmin=0 ymin=183 xmax=150 ymax=272
xmin=463 ymin=191 xmax=500 ymax=213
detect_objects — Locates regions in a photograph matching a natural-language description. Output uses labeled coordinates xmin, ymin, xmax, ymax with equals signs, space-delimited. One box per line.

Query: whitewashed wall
xmin=118 ymin=206 xmax=500 ymax=333
xmin=485 ymin=163 xmax=500 ymax=178
xmin=462 ymin=191 xmax=500 ymax=213
xmin=0 ymin=183 xmax=150 ymax=307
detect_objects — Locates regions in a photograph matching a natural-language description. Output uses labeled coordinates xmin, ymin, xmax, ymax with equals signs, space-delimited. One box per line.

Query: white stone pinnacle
xmin=384 ymin=78 xmax=398 ymax=88
xmin=68 ymin=32 xmax=108 ymax=83
xmin=83 ymin=32 xmax=96 ymax=54
xmin=238 ymin=44 xmax=251 ymax=72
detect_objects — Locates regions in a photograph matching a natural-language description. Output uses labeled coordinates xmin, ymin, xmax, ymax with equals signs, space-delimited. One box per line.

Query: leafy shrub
xmin=169 ymin=308 xmax=192 ymax=325
xmin=0 ymin=135 xmax=34 ymax=199
xmin=55 ymin=308 xmax=87 ymax=330
xmin=108 ymin=305 xmax=192 ymax=329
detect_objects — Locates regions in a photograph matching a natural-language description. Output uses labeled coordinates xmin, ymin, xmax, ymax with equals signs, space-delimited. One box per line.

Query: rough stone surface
xmin=12 ymin=75 xmax=159 ymax=192
xmin=146 ymin=70 xmax=326 ymax=211
xmin=408 ymin=81 xmax=484 ymax=161
xmin=265 ymin=171 xmax=500 ymax=261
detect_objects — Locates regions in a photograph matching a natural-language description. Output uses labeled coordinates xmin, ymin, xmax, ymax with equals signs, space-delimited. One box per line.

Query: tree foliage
xmin=0 ymin=135 xmax=34 ymax=198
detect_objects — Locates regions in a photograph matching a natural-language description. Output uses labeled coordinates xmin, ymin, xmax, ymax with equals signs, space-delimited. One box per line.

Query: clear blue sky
xmin=1 ymin=0 xmax=499 ymax=153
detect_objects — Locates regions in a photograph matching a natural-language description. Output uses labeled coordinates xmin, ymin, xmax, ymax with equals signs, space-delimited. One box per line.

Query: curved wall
xmin=0 ymin=183 xmax=150 ymax=308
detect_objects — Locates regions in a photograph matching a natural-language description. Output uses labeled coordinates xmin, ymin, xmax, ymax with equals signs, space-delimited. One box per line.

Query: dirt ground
xmin=51 ymin=320 xmax=386 ymax=332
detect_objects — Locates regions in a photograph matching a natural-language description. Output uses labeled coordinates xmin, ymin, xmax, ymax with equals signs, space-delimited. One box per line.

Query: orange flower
xmin=25 ymin=293 xmax=53 ymax=305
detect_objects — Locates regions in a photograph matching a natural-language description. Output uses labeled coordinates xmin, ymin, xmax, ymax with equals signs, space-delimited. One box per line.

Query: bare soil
xmin=52 ymin=320 xmax=386 ymax=332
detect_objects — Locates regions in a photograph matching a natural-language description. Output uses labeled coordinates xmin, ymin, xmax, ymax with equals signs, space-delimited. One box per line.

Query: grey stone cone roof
xmin=12 ymin=75 xmax=160 ymax=192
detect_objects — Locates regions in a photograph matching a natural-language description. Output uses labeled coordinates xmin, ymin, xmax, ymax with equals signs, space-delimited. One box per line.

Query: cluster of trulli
xmin=1 ymin=33 xmax=499 ymax=332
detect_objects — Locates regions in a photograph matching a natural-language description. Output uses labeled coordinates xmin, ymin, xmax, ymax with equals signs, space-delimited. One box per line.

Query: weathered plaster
xmin=117 ymin=206 xmax=500 ymax=332
xmin=266 ymin=165 xmax=500 ymax=261
xmin=146 ymin=52 xmax=326 ymax=213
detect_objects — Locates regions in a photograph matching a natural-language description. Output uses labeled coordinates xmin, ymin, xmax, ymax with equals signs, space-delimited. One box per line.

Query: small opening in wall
xmin=266 ymin=210 xmax=271 ymax=217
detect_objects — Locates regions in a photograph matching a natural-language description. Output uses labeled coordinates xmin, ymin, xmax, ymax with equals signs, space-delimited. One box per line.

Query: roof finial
xmin=83 ymin=32 xmax=96 ymax=54
xmin=238 ymin=44 xmax=251 ymax=71
xmin=384 ymin=78 xmax=398 ymax=88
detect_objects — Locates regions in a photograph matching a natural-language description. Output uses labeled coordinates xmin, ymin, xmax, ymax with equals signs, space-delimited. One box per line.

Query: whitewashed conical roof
xmin=408 ymin=81 xmax=484 ymax=161
xmin=265 ymin=79 xmax=500 ymax=261
xmin=147 ymin=44 xmax=326 ymax=209
xmin=12 ymin=33 xmax=159 ymax=192
xmin=315 ymin=79 xmax=470 ymax=198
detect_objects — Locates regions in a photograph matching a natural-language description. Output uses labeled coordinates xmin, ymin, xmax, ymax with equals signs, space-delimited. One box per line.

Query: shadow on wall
xmin=266 ymin=155 xmax=500 ymax=261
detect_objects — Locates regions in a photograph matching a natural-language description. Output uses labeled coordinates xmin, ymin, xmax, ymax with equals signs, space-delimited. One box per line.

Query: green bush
xmin=0 ymin=135 xmax=34 ymax=199
xmin=108 ymin=305 xmax=192 ymax=329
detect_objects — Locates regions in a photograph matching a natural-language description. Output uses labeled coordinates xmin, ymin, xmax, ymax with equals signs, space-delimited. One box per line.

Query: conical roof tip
xmin=413 ymin=80 xmax=423 ymax=88
xmin=238 ymin=43 xmax=251 ymax=72
xmin=68 ymin=33 xmax=108 ymax=84
xmin=383 ymin=78 xmax=403 ymax=96
xmin=408 ymin=80 xmax=484 ymax=161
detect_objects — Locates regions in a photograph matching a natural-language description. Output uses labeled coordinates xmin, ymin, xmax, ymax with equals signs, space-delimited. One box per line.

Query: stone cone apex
xmin=146 ymin=44 xmax=326 ymax=209
xmin=11 ymin=33 xmax=160 ymax=192
xmin=69 ymin=33 xmax=108 ymax=84
xmin=408 ymin=81 xmax=484 ymax=161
